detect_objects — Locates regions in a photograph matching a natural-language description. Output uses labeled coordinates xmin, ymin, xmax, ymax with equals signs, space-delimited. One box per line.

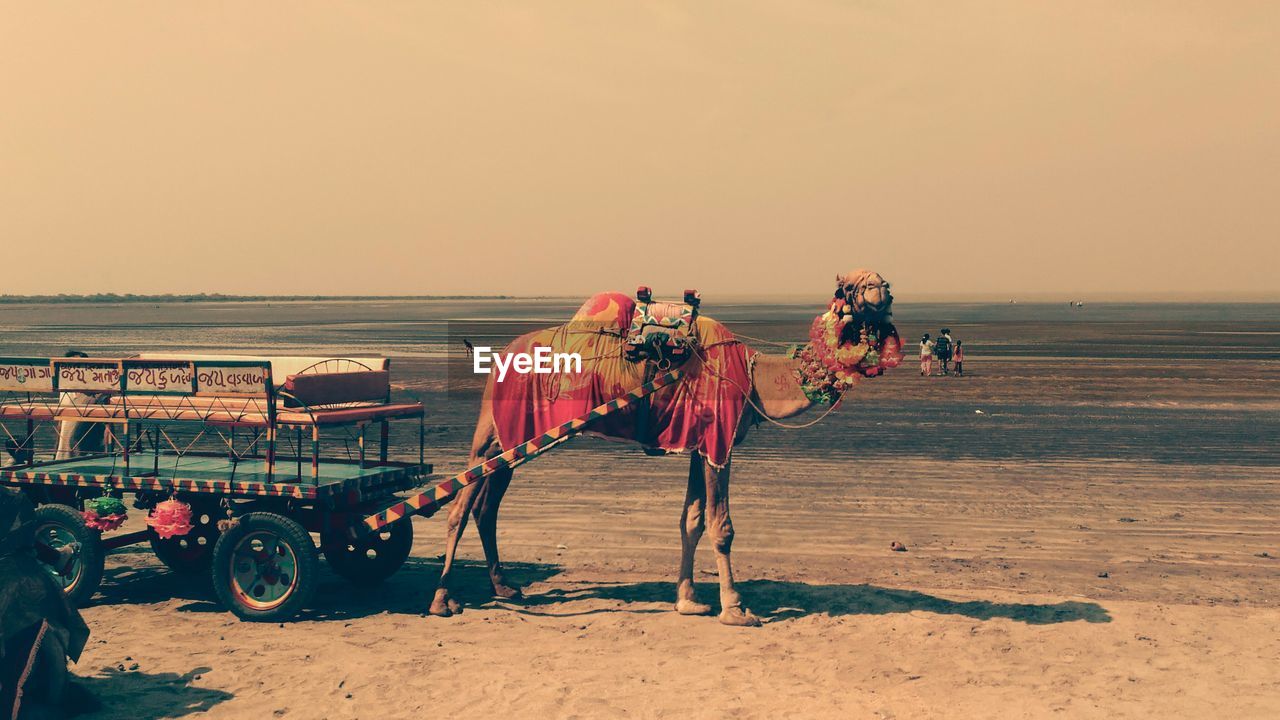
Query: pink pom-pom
xmin=146 ymin=499 xmax=194 ymax=539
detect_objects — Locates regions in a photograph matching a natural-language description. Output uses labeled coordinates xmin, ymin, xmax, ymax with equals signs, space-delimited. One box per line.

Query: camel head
xmin=834 ymin=268 xmax=893 ymax=323
xmin=831 ymin=268 xmax=897 ymax=348
xmin=789 ymin=269 xmax=903 ymax=402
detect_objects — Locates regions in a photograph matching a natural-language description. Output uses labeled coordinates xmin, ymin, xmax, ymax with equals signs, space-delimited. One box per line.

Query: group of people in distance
xmin=919 ymin=328 xmax=964 ymax=376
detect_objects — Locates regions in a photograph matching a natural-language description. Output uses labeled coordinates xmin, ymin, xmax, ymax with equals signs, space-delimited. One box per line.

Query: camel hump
xmin=570 ymin=292 xmax=636 ymax=334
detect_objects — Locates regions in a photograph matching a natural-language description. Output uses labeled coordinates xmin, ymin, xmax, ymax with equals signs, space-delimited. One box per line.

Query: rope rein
xmin=721 ymin=331 xmax=795 ymax=348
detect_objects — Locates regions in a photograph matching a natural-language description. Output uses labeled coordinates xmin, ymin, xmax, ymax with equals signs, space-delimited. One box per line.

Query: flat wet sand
xmin=2 ymin=300 xmax=1277 ymax=717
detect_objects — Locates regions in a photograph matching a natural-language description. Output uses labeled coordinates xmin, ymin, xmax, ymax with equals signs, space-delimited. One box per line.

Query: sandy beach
xmin=2 ymin=300 xmax=1278 ymax=718
xmin=75 ymin=447 xmax=1280 ymax=719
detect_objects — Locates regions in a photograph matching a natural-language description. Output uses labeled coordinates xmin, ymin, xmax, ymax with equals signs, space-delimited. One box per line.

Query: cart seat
xmin=276 ymin=403 xmax=422 ymax=426
xmin=281 ymin=370 xmax=390 ymax=408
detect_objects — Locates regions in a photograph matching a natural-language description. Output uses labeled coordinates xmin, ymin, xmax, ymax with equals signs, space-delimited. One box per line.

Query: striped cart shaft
xmin=360 ymin=369 xmax=684 ymax=534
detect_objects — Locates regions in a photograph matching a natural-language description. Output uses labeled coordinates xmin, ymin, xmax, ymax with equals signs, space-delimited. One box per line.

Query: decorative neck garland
xmin=786 ymin=298 xmax=903 ymax=405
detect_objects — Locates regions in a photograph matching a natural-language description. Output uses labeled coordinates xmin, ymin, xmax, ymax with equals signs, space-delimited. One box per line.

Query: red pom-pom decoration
xmin=83 ymin=509 xmax=127 ymax=532
xmin=82 ymin=496 xmax=128 ymax=532
xmin=146 ymin=498 xmax=194 ymax=539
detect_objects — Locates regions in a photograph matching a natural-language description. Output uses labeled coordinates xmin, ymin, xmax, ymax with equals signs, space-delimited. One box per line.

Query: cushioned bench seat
xmin=276 ymin=403 xmax=422 ymax=426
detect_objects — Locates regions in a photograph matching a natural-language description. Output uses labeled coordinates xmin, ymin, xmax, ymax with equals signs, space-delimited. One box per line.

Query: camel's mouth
xmin=863 ymin=297 xmax=893 ymax=318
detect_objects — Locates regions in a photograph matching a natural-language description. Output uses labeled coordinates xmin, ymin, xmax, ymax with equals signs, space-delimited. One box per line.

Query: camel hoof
xmin=675 ymin=599 xmax=713 ymax=616
xmin=492 ymin=583 xmax=523 ymax=600
xmin=429 ymin=589 xmax=456 ymax=617
xmin=719 ymin=606 xmax=762 ymax=627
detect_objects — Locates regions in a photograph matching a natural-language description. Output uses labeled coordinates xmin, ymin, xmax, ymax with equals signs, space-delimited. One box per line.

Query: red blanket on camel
xmin=491 ymin=292 xmax=755 ymax=468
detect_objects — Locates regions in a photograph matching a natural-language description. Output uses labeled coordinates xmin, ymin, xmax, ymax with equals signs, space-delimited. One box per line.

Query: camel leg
xmin=675 ymin=453 xmax=712 ymax=615
xmin=430 ymin=395 xmax=506 ymax=616
xmin=472 ymin=467 xmax=521 ymax=599
xmin=704 ymin=458 xmax=761 ymax=627
xmin=428 ymin=480 xmax=482 ymax=617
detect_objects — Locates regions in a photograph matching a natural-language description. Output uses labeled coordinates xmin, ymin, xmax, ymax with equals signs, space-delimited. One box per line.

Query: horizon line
xmin=2 ymin=292 xmax=1278 ymax=305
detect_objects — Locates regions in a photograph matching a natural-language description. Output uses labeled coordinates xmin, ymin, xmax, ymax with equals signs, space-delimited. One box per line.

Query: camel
xmin=430 ymin=270 xmax=898 ymax=626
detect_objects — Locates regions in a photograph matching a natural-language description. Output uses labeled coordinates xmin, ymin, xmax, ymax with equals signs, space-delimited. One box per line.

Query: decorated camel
xmin=430 ymin=269 xmax=900 ymax=626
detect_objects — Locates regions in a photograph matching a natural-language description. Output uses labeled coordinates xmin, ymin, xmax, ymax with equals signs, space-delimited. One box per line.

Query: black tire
xmin=33 ymin=504 xmax=105 ymax=607
xmin=322 ymin=521 xmax=414 ymax=585
xmin=150 ymin=500 xmax=222 ymax=574
xmin=211 ymin=512 xmax=319 ymax=622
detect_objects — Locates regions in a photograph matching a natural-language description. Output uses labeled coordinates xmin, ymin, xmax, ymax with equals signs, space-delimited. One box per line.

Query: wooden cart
xmin=0 ymin=355 xmax=431 ymax=621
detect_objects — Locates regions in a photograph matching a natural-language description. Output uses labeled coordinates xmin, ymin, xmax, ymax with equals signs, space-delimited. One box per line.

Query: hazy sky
xmin=3 ymin=2 xmax=1277 ymax=299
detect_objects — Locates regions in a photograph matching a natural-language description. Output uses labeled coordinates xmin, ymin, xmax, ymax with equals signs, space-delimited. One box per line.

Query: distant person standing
xmin=934 ymin=328 xmax=953 ymax=376
xmin=919 ymin=333 xmax=934 ymax=376
xmin=953 ymin=340 xmax=965 ymax=376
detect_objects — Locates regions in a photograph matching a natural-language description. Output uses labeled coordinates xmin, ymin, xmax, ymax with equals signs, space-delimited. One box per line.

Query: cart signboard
xmin=0 ymin=359 xmax=56 ymax=392
xmin=52 ymin=359 xmax=122 ymax=392
xmin=123 ymin=361 xmax=196 ymax=394
xmin=194 ymin=362 xmax=272 ymax=396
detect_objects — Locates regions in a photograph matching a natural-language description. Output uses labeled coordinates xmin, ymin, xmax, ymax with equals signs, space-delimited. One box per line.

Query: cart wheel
xmin=211 ymin=512 xmax=318 ymax=622
xmin=150 ymin=502 xmax=222 ymax=574
xmin=322 ymin=521 xmax=414 ymax=585
xmin=33 ymin=504 xmax=105 ymax=607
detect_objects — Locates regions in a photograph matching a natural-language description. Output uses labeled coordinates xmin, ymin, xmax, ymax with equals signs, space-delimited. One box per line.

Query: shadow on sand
xmin=92 ymin=555 xmax=564 ymax=621
xmin=299 ymin=558 xmax=563 ymax=621
xmin=92 ymin=554 xmax=1108 ymax=625
xmin=71 ymin=667 xmax=231 ymax=719
xmin=516 ymin=579 xmax=1111 ymax=625
xmin=94 ymin=561 xmax=217 ymax=607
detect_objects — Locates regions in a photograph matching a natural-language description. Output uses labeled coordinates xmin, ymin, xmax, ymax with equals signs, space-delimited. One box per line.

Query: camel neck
xmin=749 ymin=351 xmax=816 ymax=420
xmin=786 ymin=340 xmax=844 ymax=405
